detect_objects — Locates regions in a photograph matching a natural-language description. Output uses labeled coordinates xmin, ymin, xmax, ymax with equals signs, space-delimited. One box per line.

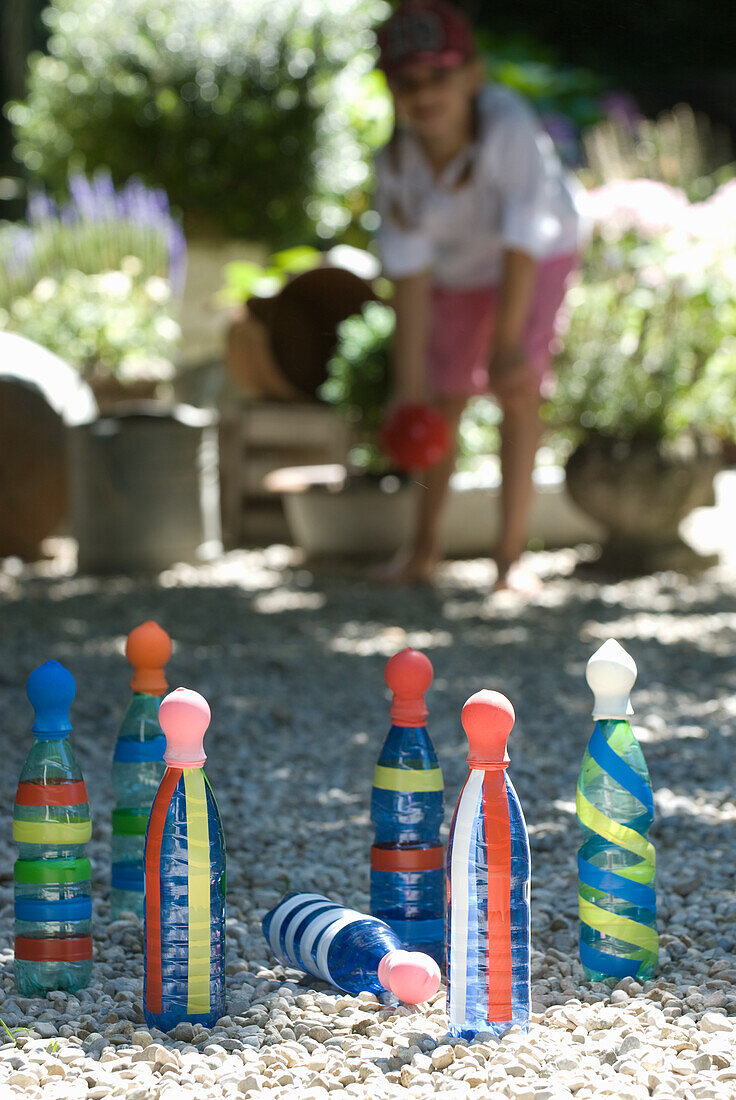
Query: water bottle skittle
xmin=143 ymin=688 xmax=226 ymax=1032
xmin=111 ymin=621 xmax=171 ymax=919
xmin=371 ymin=648 xmax=445 ymax=967
xmin=13 ymin=661 xmax=93 ymax=996
xmin=577 ymin=640 xmax=658 ymax=981
xmin=262 ymin=892 xmax=441 ymax=1003
xmin=447 ymin=691 xmax=531 ymax=1040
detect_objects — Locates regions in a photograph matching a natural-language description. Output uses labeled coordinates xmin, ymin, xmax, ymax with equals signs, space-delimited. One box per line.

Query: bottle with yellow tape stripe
xmin=370 ymin=649 xmax=444 ymax=967
xmin=143 ymin=688 xmax=225 ymax=1032
xmin=14 ymin=661 xmax=93 ymax=995
xmin=577 ymin=640 xmax=658 ymax=982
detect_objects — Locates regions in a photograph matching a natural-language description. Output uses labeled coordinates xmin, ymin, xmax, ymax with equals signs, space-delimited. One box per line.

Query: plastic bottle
xmin=370 ymin=648 xmax=445 ymax=966
xmin=13 ymin=661 xmax=93 ymax=995
xmin=143 ymin=688 xmax=226 ymax=1031
xmin=577 ymin=639 xmax=658 ymax=982
xmin=447 ymin=690 xmax=530 ymax=1039
xmin=263 ymin=891 xmax=441 ymax=1003
xmin=111 ymin=621 xmax=171 ymax=919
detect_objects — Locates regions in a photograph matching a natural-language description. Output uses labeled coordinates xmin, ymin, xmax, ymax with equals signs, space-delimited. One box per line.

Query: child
xmin=373 ymin=0 xmax=582 ymax=590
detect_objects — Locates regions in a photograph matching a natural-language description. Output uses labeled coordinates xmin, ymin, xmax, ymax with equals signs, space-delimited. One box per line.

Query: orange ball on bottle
xmin=125 ymin=621 xmax=172 ymax=696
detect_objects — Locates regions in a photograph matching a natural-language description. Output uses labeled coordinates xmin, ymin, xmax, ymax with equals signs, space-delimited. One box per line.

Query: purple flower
xmin=600 ymin=91 xmax=641 ymax=129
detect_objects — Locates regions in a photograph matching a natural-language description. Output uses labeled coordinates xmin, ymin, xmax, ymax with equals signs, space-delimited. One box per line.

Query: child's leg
xmin=495 ymin=389 xmax=543 ymax=587
xmin=374 ymin=395 xmax=467 ymax=583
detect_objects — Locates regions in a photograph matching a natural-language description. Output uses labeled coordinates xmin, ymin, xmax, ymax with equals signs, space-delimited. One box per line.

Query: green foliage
xmin=8 ymin=0 xmax=390 ymax=245
xmin=220 ymin=247 xmax=322 ymax=305
xmin=0 ymin=266 xmax=180 ymax=381
xmin=321 ymin=300 xmax=393 ymax=471
xmin=547 ymin=181 xmax=736 ymax=447
xmin=478 ymin=30 xmax=607 ymax=133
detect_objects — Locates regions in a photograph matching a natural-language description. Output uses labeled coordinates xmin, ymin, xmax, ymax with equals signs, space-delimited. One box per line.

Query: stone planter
xmin=68 ymin=402 xmax=221 ymax=574
xmin=565 ymin=433 xmax=723 ymax=572
xmin=266 ymin=463 xmax=603 ymax=559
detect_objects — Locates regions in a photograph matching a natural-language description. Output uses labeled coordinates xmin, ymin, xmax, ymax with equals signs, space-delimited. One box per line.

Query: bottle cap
xmin=158 ymin=687 xmax=210 ymax=768
xmin=586 ymin=639 xmax=636 ymax=719
xmin=126 ymin=621 xmax=171 ymax=695
xmin=385 ymin=648 xmax=433 ymax=726
xmin=461 ymin=689 xmax=515 ymax=768
xmin=26 ymin=661 xmax=76 ymax=736
xmin=377 ymin=949 xmax=441 ymax=1004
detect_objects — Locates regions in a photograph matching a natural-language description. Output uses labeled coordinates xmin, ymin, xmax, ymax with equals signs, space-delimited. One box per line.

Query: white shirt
xmin=375 ymin=84 xmax=583 ymax=288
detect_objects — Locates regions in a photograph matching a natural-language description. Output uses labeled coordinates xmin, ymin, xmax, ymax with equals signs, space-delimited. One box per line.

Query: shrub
xmin=547 ymin=176 xmax=736 ymax=448
xmin=8 ymin=0 xmax=389 ymax=244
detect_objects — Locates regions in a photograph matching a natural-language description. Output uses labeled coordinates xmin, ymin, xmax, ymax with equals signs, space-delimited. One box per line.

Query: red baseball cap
xmin=377 ymin=1 xmax=476 ymax=77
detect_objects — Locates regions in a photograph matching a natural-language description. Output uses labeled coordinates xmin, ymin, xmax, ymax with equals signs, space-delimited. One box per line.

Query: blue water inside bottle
xmin=263 ymin=893 xmax=401 ymax=997
xmin=447 ymin=774 xmax=530 ymax=1040
xmin=371 ymin=724 xmax=444 ymax=965
xmin=143 ymin=773 xmax=226 ymax=1032
xmin=111 ymin=693 xmax=166 ymax=919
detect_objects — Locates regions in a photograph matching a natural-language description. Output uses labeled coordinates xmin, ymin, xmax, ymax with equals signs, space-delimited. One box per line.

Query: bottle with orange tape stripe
xmin=13 ymin=662 xmax=93 ymax=995
xmin=446 ymin=691 xmax=530 ymax=1039
xmin=111 ymin=621 xmax=171 ymax=919
xmin=143 ymin=688 xmax=225 ymax=1031
xmin=370 ymin=649 xmax=444 ymax=967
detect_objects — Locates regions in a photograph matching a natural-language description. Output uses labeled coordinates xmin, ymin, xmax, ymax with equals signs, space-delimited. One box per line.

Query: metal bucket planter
xmin=68 ymin=403 xmax=221 ymax=574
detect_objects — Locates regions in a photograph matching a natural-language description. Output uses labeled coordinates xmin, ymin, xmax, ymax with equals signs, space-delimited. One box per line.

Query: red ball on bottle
xmin=379 ymin=403 xmax=450 ymax=472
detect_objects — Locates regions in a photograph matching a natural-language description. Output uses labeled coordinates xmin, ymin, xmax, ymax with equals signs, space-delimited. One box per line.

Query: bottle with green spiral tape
xmin=577 ymin=639 xmax=658 ymax=982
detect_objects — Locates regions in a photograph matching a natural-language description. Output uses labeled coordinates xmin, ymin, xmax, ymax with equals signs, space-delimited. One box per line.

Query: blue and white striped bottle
xmin=263 ymin=892 xmax=440 ymax=1004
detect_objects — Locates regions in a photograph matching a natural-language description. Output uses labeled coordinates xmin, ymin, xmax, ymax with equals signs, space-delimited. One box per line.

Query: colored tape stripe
xmin=112 ymin=809 xmax=150 ymax=836
xmin=267 ymin=893 xmax=328 ymax=959
xmin=298 ymin=906 xmax=345 ymax=978
xmin=372 ymin=765 xmax=444 ymax=792
xmin=15 ymin=895 xmax=92 ymax=922
xmin=13 ymin=820 xmax=92 ymax=845
xmin=383 ymin=917 xmax=445 ymax=943
xmin=184 ymin=769 xmax=211 ymax=1016
xmin=14 ymin=858 xmax=91 ymax=885
xmin=114 ymin=736 xmax=166 ymax=763
xmin=576 ymin=789 xmax=655 ymax=865
xmin=448 ymin=769 xmax=482 ymax=1027
xmin=587 ymin=726 xmax=654 ymax=817
xmin=317 ymin=911 xmax=367 ymax=984
xmin=15 ymin=781 xmax=89 ymax=807
xmin=577 ymin=855 xmax=656 ymax=911
xmin=484 ymin=770 xmax=512 ymax=1021
xmin=145 ymin=766 xmax=181 ymax=1015
xmin=578 ymin=895 xmax=659 ymax=955
xmin=284 ymin=900 xmax=335 ymax=968
xmin=15 ymin=935 xmax=93 ymax=962
xmin=579 ymin=938 xmax=642 ymax=980
xmin=370 ymin=846 xmax=444 ymax=872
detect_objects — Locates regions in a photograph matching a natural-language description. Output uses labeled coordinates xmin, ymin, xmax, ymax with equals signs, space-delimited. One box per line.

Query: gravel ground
xmin=0 ymin=531 xmax=734 ymax=1100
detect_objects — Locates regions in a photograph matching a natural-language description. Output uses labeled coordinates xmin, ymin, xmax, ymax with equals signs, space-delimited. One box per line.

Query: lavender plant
xmin=0 ymin=173 xmax=185 ymax=382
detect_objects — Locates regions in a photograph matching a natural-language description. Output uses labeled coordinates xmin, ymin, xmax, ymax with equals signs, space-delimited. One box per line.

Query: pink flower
xmin=584 ymin=179 xmax=690 ymax=236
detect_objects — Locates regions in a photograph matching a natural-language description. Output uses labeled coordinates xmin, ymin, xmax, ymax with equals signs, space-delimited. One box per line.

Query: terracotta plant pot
xmin=565 ymin=432 xmax=722 ymax=572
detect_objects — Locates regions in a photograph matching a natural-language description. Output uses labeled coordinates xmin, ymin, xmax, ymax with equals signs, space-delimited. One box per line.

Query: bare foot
xmin=493 ymin=558 xmax=543 ymax=597
xmin=369 ymin=547 xmax=438 ymax=585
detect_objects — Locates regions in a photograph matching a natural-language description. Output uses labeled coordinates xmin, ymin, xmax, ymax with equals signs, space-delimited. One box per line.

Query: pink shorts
xmin=427 ymin=252 xmax=578 ymax=398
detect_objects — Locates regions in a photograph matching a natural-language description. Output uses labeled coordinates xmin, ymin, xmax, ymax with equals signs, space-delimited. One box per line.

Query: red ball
xmin=379 ymin=403 xmax=451 ymax=472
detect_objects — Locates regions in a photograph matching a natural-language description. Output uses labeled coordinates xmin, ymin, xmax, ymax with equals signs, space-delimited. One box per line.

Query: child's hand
xmin=488 ymin=345 xmax=534 ymax=405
